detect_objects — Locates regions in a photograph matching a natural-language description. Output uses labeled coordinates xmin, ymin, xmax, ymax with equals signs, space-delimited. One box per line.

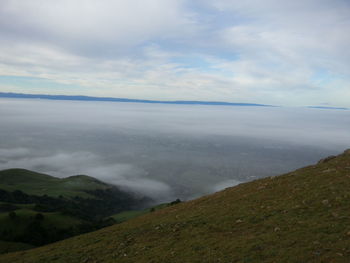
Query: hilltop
xmin=0 ymin=169 xmax=109 ymax=198
xmin=1 ymin=149 xmax=350 ymax=262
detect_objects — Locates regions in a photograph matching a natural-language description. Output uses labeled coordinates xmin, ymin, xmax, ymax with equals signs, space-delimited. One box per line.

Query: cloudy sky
xmin=0 ymin=0 xmax=349 ymax=106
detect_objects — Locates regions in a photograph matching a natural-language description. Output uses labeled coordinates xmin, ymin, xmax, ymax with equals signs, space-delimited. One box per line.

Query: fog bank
xmin=0 ymin=98 xmax=349 ymax=201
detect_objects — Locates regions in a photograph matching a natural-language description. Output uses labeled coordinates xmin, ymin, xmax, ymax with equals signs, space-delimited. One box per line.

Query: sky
xmin=0 ymin=0 xmax=349 ymax=107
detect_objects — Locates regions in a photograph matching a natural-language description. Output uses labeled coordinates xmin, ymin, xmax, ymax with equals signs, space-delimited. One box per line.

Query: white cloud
xmin=205 ymin=0 xmax=350 ymax=106
xmin=0 ymin=147 xmax=30 ymax=159
xmin=0 ymin=0 xmax=194 ymax=51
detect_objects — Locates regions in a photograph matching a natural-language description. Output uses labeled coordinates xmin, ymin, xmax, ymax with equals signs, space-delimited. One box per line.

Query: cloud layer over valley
xmin=1 ymin=99 xmax=349 ymax=201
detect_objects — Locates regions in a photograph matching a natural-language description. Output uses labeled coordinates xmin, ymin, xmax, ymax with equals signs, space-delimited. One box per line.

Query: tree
xmin=8 ymin=211 xmax=17 ymax=220
xmin=35 ymin=213 xmax=44 ymax=221
xmin=170 ymin=199 xmax=181 ymax=205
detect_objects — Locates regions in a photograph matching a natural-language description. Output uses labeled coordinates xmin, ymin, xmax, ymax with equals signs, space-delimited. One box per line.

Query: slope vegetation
xmin=1 ymin=150 xmax=350 ymax=262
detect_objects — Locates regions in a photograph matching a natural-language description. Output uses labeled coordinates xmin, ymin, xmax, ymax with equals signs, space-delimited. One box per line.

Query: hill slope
xmin=0 ymin=169 xmax=150 ymax=250
xmin=1 ymin=150 xmax=350 ymax=262
xmin=0 ymin=169 xmax=109 ymax=198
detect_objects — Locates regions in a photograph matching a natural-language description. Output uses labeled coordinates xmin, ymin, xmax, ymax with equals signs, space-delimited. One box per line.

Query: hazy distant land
xmin=0 ymin=92 xmax=272 ymax=107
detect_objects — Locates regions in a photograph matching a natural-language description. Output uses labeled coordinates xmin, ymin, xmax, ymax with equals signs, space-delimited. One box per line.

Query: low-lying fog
xmin=0 ymin=98 xmax=349 ymax=202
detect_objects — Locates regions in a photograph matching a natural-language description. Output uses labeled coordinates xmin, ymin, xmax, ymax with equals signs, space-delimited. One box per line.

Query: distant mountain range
xmin=1 ymin=92 xmax=348 ymax=110
xmin=0 ymin=92 xmax=272 ymax=107
xmin=307 ymin=106 xmax=349 ymax=110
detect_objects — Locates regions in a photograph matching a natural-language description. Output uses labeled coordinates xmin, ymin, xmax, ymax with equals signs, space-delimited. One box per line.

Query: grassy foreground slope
xmin=2 ymin=150 xmax=350 ymax=263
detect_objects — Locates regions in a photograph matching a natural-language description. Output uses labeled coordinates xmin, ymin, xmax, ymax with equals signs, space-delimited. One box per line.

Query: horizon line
xmin=0 ymin=92 xmax=274 ymax=107
xmin=0 ymin=92 xmax=349 ymax=110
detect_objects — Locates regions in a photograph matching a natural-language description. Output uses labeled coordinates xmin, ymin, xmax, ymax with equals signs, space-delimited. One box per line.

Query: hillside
xmin=1 ymin=149 xmax=350 ymax=262
xmin=0 ymin=169 xmax=150 ymax=251
xmin=0 ymin=169 xmax=109 ymax=198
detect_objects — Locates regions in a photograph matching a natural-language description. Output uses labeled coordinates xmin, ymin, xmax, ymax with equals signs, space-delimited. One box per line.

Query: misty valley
xmin=0 ymin=98 xmax=349 ymax=260
xmin=1 ymin=99 xmax=348 ymax=200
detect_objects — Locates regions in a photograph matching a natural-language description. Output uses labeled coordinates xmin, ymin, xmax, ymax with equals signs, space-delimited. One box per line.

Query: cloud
xmin=0 ymin=147 xmax=30 ymax=159
xmin=0 ymin=1 xmax=349 ymax=106
xmin=0 ymin=148 xmax=171 ymax=199
xmin=206 ymin=0 xmax=350 ymax=105
xmin=0 ymin=0 xmax=194 ymax=55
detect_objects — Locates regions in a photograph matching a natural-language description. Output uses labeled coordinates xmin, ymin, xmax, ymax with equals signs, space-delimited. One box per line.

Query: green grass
xmin=1 ymin=149 xmax=350 ymax=263
xmin=0 ymin=169 xmax=110 ymax=198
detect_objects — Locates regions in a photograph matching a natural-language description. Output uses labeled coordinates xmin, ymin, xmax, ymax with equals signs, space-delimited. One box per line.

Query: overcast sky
xmin=0 ymin=0 xmax=349 ymax=106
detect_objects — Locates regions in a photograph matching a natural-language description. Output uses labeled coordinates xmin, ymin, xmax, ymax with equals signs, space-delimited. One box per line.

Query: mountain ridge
xmin=0 ymin=92 xmax=272 ymax=107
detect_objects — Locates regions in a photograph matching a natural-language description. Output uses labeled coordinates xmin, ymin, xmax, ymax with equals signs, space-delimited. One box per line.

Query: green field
xmin=2 ymin=149 xmax=350 ymax=262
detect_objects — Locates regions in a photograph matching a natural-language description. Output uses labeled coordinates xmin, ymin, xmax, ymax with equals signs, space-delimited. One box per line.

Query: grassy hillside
xmin=2 ymin=149 xmax=350 ymax=262
xmin=0 ymin=169 xmax=150 ymax=252
xmin=0 ymin=169 xmax=109 ymax=198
